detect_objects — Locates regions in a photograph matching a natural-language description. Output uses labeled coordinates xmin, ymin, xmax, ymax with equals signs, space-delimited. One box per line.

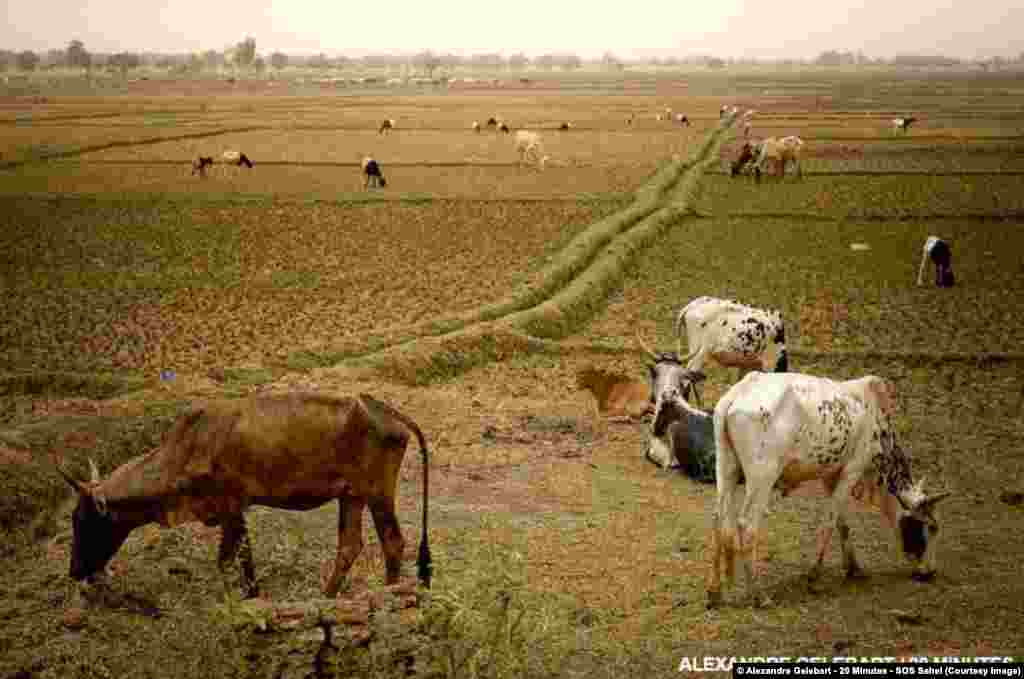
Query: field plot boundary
xmin=703 ymin=210 xmax=1024 ymax=221
xmin=315 ymin=117 xmax=734 ymax=384
xmin=707 ymin=170 xmax=1024 ymax=177
xmin=0 ymin=125 xmax=273 ymax=169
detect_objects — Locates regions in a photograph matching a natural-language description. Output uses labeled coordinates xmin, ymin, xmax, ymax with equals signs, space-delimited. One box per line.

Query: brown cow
xmin=56 ymin=392 xmax=432 ymax=599
xmin=576 ymin=367 xmax=652 ymax=422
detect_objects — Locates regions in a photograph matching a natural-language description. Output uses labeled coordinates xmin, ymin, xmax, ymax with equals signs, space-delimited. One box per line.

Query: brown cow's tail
xmin=408 ymin=419 xmax=432 ymax=589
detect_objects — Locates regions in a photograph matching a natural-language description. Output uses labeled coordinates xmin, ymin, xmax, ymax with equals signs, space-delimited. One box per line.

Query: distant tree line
xmin=2 ymin=38 xmax=1022 ymax=75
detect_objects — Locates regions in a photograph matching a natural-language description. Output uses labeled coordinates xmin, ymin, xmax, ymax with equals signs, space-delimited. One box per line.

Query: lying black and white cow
xmin=646 ymin=385 xmax=717 ymax=482
xmin=917 ymin=236 xmax=954 ymax=287
xmin=362 ymin=156 xmax=387 ymax=189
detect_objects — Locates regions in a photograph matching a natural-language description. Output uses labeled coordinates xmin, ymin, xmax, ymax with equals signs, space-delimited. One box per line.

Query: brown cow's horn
xmin=88 ymin=458 xmax=101 ymax=483
xmin=635 ymin=330 xmax=659 ymax=362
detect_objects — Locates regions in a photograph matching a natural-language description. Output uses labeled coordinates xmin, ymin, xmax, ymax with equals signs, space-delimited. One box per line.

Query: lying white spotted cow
xmin=674 ymin=297 xmax=788 ymax=392
xmin=706 ymin=372 xmax=950 ymax=608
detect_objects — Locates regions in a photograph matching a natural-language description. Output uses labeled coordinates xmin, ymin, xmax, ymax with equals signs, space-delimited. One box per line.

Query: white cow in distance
xmin=706 ymin=372 xmax=950 ymax=608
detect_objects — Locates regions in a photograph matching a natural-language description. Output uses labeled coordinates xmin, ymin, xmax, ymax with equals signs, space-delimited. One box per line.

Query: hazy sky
xmin=3 ymin=0 xmax=1023 ymax=60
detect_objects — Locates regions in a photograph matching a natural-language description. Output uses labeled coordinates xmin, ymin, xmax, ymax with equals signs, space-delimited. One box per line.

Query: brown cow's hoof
xmin=911 ymin=570 xmax=936 ymax=583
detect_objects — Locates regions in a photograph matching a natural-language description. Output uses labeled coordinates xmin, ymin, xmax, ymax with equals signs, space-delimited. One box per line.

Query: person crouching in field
xmin=363 ymin=156 xmax=387 ymax=189
xmin=917 ymin=236 xmax=955 ymax=288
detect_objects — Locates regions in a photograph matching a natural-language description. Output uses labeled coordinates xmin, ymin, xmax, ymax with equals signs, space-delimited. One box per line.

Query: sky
xmin=2 ymin=0 xmax=1023 ymax=61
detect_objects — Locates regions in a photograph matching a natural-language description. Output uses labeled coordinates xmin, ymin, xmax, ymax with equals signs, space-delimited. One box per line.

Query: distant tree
xmin=560 ymin=54 xmax=582 ymax=70
xmin=252 ymin=56 xmax=266 ymax=72
xmin=815 ymin=50 xmax=843 ymax=66
xmin=234 ymin=36 xmax=256 ymax=68
xmin=535 ymin=54 xmax=555 ymax=70
xmin=413 ymin=50 xmax=441 ymax=77
xmin=0 ymin=50 xmax=14 ymax=71
xmin=17 ymin=50 xmax=39 ymax=71
xmin=507 ymin=52 xmax=529 ymax=69
xmin=307 ymin=53 xmax=329 ymax=69
xmin=706 ymin=57 xmax=726 ymax=69
xmin=601 ymin=51 xmax=623 ymax=70
xmin=108 ymin=52 xmax=140 ymax=77
xmin=202 ymin=49 xmax=224 ymax=69
xmin=66 ymin=39 xmax=91 ymax=70
xmin=269 ymin=52 xmax=288 ymax=70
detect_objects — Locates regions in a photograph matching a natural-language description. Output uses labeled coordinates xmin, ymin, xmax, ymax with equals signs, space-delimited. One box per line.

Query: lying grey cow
xmin=646 ymin=385 xmax=717 ymax=483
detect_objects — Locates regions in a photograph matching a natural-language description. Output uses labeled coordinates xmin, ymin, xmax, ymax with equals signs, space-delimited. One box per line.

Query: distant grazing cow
xmin=362 ymin=156 xmax=387 ymax=189
xmin=626 ymin=113 xmax=635 ymax=126
xmin=675 ymin=113 xmax=690 ymax=126
xmin=498 ymin=122 xmax=510 ymax=134
xmin=674 ymin=296 xmax=788 ymax=385
xmin=485 ymin=117 xmax=499 ymax=129
xmin=730 ymin=141 xmax=762 ymax=177
xmin=191 ymin=156 xmax=213 ymax=177
xmin=707 ymin=372 xmax=949 ymax=608
xmin=576 ymin=367 xmax=652 ymax=422
xmin=513 ymin=130 xmax=548 ymax=168
xmin=753 ymin=135 xmax=803 ymax=182
xmin=222 ymin=150 xmax=253 ymax=168
xmin=893 ymin=117 xmax=917 ymax=133
xmin=917 ymin=236 xmax=955 ymax=287
xmin=379 ymin=119 xmax=395 ymax=134
xmin=646 ymin=385 xmax=717 ymax=482
xmin=55 ymin=392 xmax=433 ymax=599
xmin=558 ymin=122 xmax=572 ymax=131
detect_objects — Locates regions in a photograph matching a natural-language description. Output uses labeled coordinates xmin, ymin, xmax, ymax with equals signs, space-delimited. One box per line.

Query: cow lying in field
xmin=56 ymin=392 xmax=432 ymax=599
xmin=646 ymin=385 xmax=717 ymax=482
xmin=576 ymin=367 xmax=652 ymax=422
xmin=707 ymin=373 xmax=949 ymax=608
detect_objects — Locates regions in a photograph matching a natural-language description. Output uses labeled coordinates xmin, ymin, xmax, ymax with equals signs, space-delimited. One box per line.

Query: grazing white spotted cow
xmin=674 ymin=297 xmax=788 ymax=387
xmin=893 ymin=117 xmax=917 ymax=133
xmin=917 ymin=236 xmax=955 ymax=288
xmin=706 ymin=372 xmax=949 ymax=608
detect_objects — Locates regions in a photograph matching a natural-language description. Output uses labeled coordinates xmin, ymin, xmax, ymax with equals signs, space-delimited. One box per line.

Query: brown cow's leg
xmin=369 ymin=497 xmax=407 ymax=585
xmin=219 ymin=514 xmax=258 ymax=598
xmin=322 ymin=496 xmax=365 ymax=598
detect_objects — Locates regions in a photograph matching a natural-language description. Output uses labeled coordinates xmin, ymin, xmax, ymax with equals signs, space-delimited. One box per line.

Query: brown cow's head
xmin=57 ymin=460 xmax=133 ymax=582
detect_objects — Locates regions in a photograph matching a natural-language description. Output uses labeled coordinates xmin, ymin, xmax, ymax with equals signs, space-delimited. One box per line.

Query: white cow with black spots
xmin=674 ymin=297 xmax=788 ymax=395
xmin=706 ymin=372 xmax=950 ymax=608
